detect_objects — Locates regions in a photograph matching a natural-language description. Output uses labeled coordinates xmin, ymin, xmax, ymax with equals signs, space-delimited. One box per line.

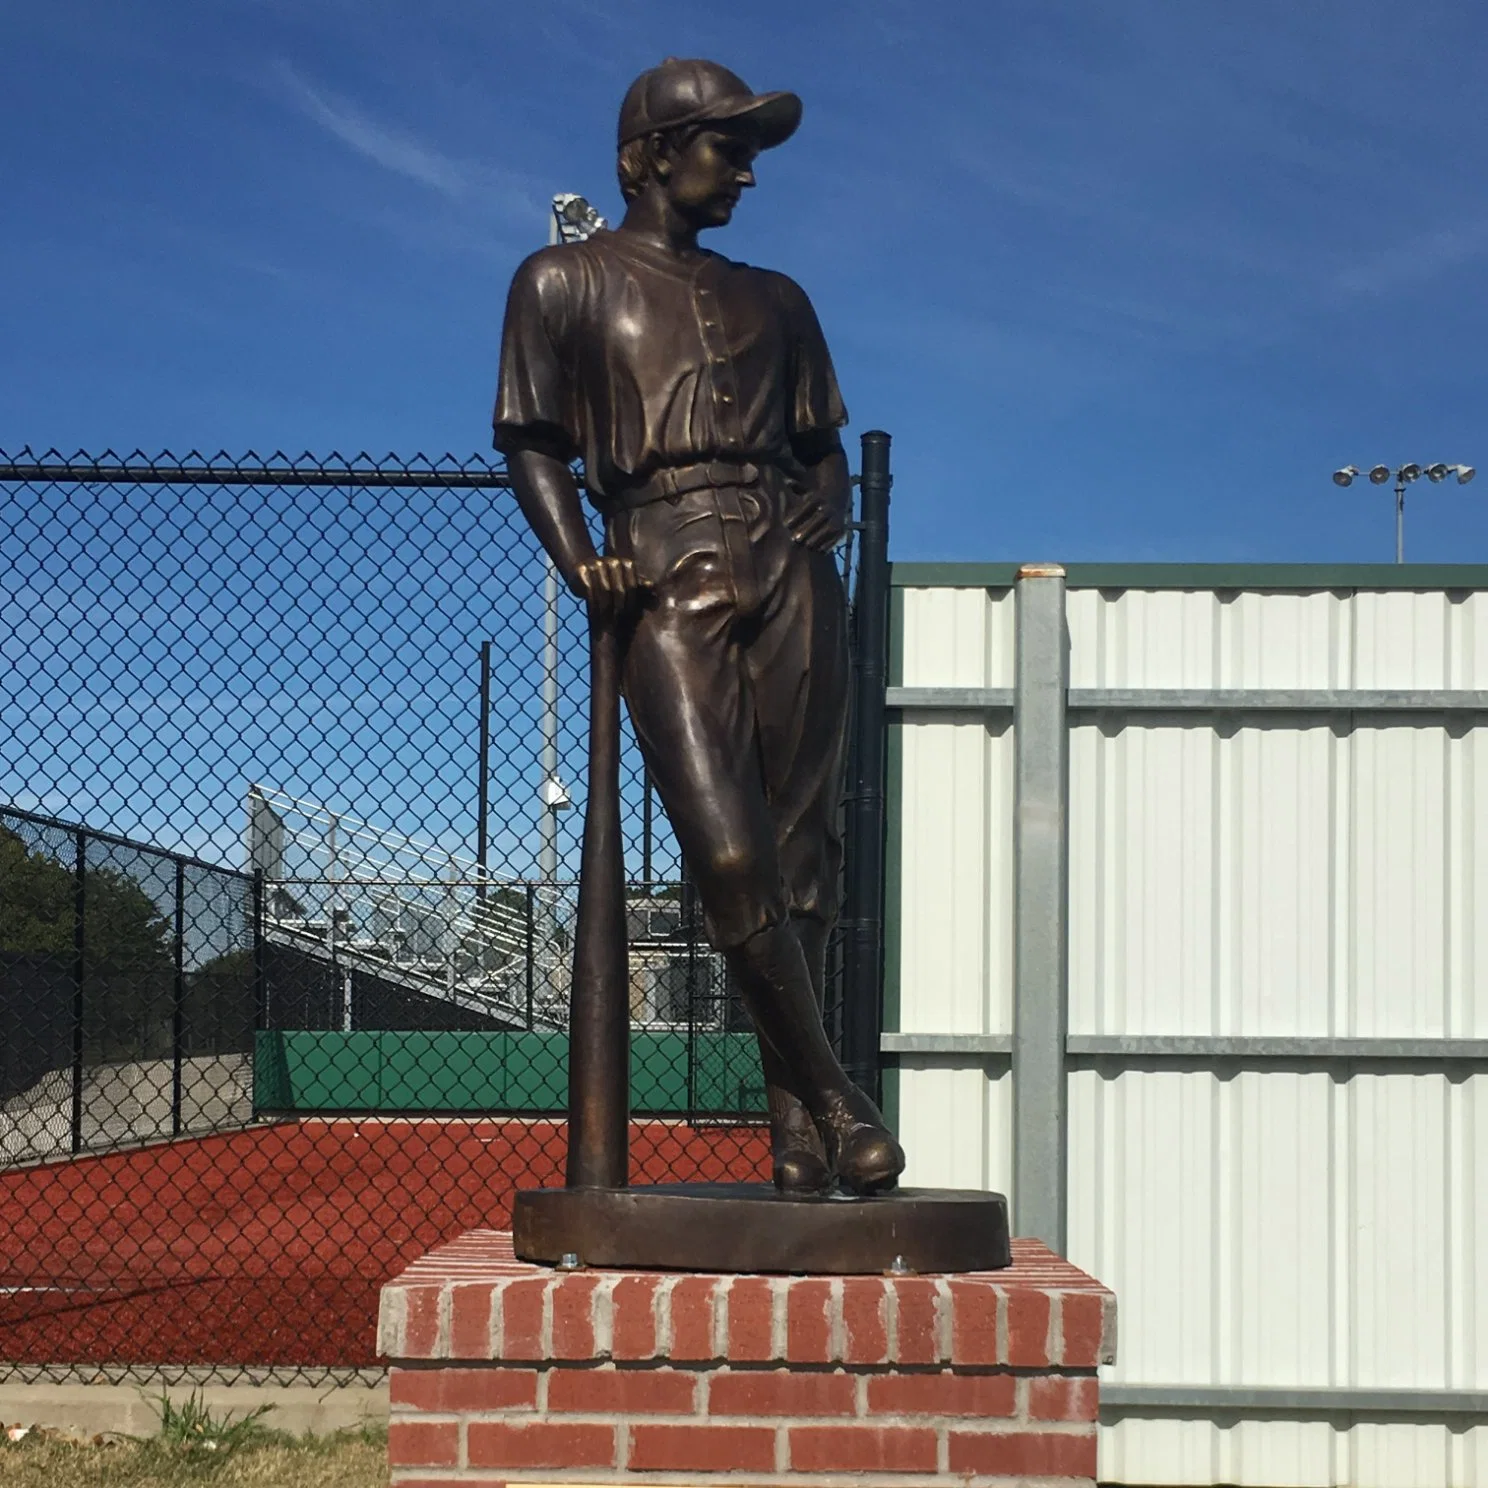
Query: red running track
xmin=0 ymin=1118 xmax=769 ymax=1369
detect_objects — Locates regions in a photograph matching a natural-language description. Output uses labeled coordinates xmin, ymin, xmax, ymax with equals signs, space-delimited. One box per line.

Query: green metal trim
xmin=890 ymin=562 xmax=1020 ymax=588
xmin=890 ymin=562 xmax=1488 ymax=592
xmin=253 ymin=1030 xmax=764 ymax=1116
xmin=880 ymin=586 xmax=905 ymax=1136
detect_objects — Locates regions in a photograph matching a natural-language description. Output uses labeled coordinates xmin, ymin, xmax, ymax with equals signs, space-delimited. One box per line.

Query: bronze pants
xmin=607 ymin=477 xmax=847 ymax=951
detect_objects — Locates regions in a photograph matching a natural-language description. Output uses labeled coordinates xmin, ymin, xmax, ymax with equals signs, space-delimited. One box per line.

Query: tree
xmin=0 ymin=826 xmax=175 ymax=1061
xmin=0 ymin=827 xmax=173 ymax=969
xmin=184 ymin=948 xmax=255 ymax=1054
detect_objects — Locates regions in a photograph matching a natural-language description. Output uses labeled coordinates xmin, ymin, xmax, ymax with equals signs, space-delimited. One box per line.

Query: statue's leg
xmin=740 ymin=538 xmax=903 ymax=1195
xmin=617 ymin=489 xmax=902 ymax=1195
xmin=747 ymin=911 xmax=830 ymax=1192
xmin=724 ymin=920 xmax=902 ymax=1194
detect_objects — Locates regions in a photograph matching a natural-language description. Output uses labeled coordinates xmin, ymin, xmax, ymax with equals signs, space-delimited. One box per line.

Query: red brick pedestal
xmin=380 ymin=1230 xmax=1116 ymax=1487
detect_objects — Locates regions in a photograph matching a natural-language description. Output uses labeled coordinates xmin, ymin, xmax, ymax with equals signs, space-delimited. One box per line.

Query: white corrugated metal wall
xmin=884 ymin=566 xmax=1488 ymax=1488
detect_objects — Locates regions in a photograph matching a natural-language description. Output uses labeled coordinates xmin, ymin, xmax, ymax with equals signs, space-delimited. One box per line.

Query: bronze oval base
xmin=511 ymin=1183 xmax=1011 ymax=1274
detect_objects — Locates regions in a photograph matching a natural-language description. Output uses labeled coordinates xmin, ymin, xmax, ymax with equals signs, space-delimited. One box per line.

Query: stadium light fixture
xmin=550 ymin=192 xmax=608 ymax=245
xmin=1335 ymin=461 xmax=1476 ymax=563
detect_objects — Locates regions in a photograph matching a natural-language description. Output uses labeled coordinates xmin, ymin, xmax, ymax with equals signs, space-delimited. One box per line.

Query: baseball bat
xmin=565 ymin=608 xmax=630 ymax=1189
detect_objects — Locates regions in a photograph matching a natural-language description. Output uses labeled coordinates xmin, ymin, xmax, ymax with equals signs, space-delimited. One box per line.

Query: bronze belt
xmin=611 ymin=459 xmax=761 ymax=510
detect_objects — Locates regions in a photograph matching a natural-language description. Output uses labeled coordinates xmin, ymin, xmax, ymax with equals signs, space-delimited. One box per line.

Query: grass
xmin=0 ymin=1393 xmax=388 ymax=1488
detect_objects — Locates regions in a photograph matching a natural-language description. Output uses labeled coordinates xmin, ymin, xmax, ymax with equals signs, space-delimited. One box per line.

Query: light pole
xmin=1333 ymin=462 xmax=1475 ymax=563
xmin=539 ymin=561 xmax=570 ymax=892
xmin=535 ymin=195 xmax=607 ymax=892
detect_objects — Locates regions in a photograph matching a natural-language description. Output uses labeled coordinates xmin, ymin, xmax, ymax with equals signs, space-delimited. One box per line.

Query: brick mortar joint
xmin=390 ymin=1361 xmax=1101 ymax=1376
xmin=592 ymin=1272 xmax=618 ymax=1356
xmin=395 ymin=1410 xmax=1099 ymax=1431
xmin=393 ymin=1479 xmax=1095 ymax=1488
xmin=387 ymin=1361 xmax=1103 ymax=1380
xmin=437 ymin=1284 xmax=453 ymax=1357
xmin=711 ymin=1276 xmax=732 ymax=1358
xmin=655 ymin=1273 xmax=676 ymax=1361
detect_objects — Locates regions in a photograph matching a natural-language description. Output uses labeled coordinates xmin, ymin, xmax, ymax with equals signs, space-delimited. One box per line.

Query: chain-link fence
xmin=1 ymin=805 xmax=254 ymax=1167
xmin=0 ymin=445 xmax=888 ymax=1382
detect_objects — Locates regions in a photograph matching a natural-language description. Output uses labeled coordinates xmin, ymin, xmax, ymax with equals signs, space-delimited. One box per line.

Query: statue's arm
xmin=495 ymin=253 xmax=642 ymax=621
xmin=786 ymin=431 xmax=850 ymax=553
xmin=506 ymin=445 xmax=642 ymax=621
xmin=776 ymin=271 xmax=851 ymax=553
xmin=505 ymin=445 xmax=597 ymax=588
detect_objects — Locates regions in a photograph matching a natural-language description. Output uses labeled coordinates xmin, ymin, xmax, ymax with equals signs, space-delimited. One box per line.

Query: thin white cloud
xmin=1334 ymin=223 xmax=1488 ymax=297
xmin=272 ymin=60 xmax=473 ymax=199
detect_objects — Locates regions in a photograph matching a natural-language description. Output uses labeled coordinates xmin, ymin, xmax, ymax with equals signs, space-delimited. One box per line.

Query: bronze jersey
xmin=492 ymin=229 xmax=847 ymax=507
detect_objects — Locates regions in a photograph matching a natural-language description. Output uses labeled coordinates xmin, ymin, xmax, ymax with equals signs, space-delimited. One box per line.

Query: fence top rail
xmin=891 ymin=560 xmax=1488 ymax=592
xmin=0 ymin=448 xmax=518 ymax=490
xmin=0 ymin=802 xmax=252 ymax=879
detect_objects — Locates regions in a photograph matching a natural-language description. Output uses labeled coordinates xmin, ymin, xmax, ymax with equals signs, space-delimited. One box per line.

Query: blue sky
xmin=4 ymin=0 xmax=1486 ymax=565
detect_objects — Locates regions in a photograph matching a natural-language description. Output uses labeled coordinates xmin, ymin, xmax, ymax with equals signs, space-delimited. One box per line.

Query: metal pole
xmin=840 ymin=430 xmax=892 ymax=1101
xmin=326 ymin=812 xmax=338 ymax=962
xmin=172 ymin=858 xmax=185 ymax=1137
xmin=1396 ymin=478 xmax=1406 ymax=565
xmin=1012 ymin=563 xmax=1070 ymax=1252
xmin=71 ymin=830 xmax=86 ymax=1155
xmin=685 ymin=875 xmax=700 ymax=1116
xmin=642 ymin=767 xmax=654 ymax=887
xmin=525 ymin=884 xmax=536 ymax=1030
xmin=542 ymin=562 xmax=560 ymax=892
xmin=477 ymin=641 xmax=491 ymax=900
xmin=252 ymin=869 xmax=267 ymax=1034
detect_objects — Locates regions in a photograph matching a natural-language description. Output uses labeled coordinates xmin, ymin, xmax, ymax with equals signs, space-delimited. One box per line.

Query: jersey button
xmin=719 ymin=393 xmax=734 ymax=405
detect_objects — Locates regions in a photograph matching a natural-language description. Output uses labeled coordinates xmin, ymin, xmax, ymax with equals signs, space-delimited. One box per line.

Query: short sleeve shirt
xmin=492 ymin=230 xmax=847 ymax=506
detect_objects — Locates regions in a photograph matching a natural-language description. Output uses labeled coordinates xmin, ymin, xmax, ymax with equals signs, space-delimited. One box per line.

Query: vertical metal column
xmin=541 ymin=563 xmax=560 ymax=890
xmin=251 ymin=870 xmax=267 ymax=1037
xmin=525 ymin=884 xmax=536 ymax=1031
xmin=1012 ymin=563 xmax=1070 ymax=1251
xmin=641 ymin=767 xmax=654 ymax=887
xmin=171 ymin=859 xmax=185 ymax=1138
xmin=71 ymin=829 xmax=86 ymax=1155
xmin=477 ymin=640 xmax=491 ymax=899
xmin=841 ymin=430 xmax=893 ymax=1099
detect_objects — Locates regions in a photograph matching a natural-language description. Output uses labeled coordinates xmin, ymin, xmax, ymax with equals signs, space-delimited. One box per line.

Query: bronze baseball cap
xmin=618 ymin=58 xmax=802 ymax=149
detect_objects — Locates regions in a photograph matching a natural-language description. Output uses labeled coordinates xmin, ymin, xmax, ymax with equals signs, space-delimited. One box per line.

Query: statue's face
xmin=664 ymin=127 xmax=760 ymax=230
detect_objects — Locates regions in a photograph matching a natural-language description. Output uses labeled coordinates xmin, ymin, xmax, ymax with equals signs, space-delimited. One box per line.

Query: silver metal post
xmin=1012 ymin=563 xmax=1070 ymax=1252
xmin=541 ymin=559 xmax=560 ymax=891
xmin=327 ymin=811 xmax=339 ymax=962
xmin=1396 ymin=479 xmax=1406 ymax=565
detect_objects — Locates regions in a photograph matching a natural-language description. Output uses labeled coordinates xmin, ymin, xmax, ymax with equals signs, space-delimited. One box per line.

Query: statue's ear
xmin=649 ymin=132 xmax=674 ymax=181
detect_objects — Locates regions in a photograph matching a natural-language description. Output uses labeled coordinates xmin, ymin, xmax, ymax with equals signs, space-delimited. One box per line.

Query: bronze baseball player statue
xmin=495 ymin=57 xmax=905 ymax=1197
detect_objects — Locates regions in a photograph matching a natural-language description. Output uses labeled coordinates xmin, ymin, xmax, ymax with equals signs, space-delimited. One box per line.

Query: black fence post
xmin=524 ymin=884 xmax=536 ymax=1030
xmin=71 ymin=829 xmax=86 ymax=1155
xmin=642 ymin=767 xmax=654 ymax=888
xmin=684 ymin=876 xmax=700 ymax=1121
xmin=477 ymin=640 xmax=491 ymax=900
xmin=841 ymin=430 xmax=892 ymax=1104
xmin=172 ymin=859 xmax=186 ymax=1137
xmin=251 ymin=869 xmax=267 ymax=1032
